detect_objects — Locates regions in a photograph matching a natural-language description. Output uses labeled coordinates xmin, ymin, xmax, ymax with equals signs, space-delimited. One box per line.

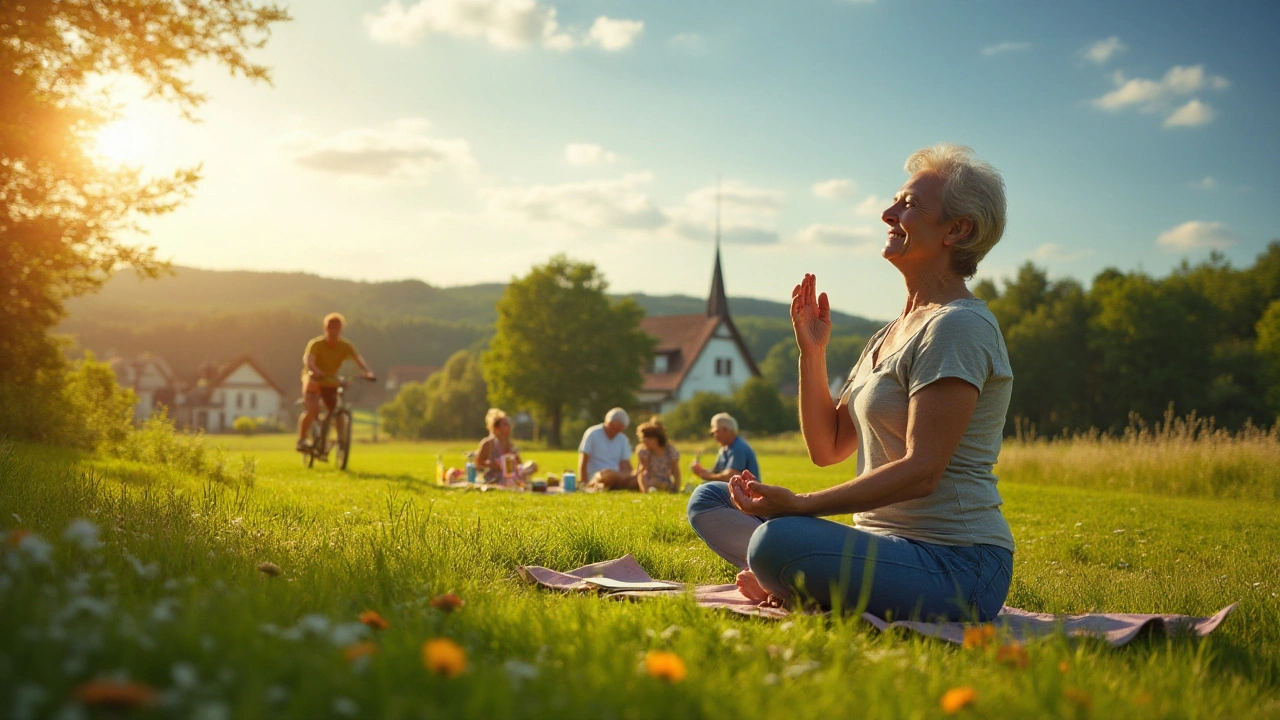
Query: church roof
xmin=639 ymin=314 xmax=722 ymax=392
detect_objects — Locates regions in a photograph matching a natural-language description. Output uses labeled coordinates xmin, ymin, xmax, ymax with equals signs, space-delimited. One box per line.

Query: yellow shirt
xmin=303 ymin=336 xmax=357 ymax=387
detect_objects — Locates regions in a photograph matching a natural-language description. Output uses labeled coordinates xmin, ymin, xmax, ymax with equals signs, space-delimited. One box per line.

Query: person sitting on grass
xmin=635 ymin=417 xmax=682 ymax=493
xmin=476 ymin=408 xmax=536 ymax=484
xmin=689 ymin=412 xmax=760 ymax=483
xmin=686 ymin=144 xmax=1015 ymax=622
xmin=580 ymin=408 xmax=635 ymax=490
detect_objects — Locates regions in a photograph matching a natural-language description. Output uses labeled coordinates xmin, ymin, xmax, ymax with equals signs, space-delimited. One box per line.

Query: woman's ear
xmin=944 ymin=217 xmax=974 ymax=247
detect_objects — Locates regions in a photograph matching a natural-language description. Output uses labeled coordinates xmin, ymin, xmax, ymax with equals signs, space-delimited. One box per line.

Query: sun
xmin=90 ymin=118 xmax=149 ymax=165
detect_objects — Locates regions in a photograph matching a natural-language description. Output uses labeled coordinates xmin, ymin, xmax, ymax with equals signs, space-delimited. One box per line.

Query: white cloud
xmin=855 ymin=194 xmax=888 ymax=217
xmin=564 ymin=143 xmax=618 ymax=166
xmin=1092 ymin=64 xmax=1229 ymax=127
xmin=812 ymin=178 xmax=857 ymax=200
xmin=364 ymin=0 xmax=641 ymax=52
xmin=483 ymin=172 xmax=665 ymax=230
xmin=793 ymin=223 xmax=876 ymax=249
xmin=284 ymin=118 xmax=474 ymax=180
xmin=669 ymin=32 xmax=706 ymax=52
xmin=1157 ymin=221 xmax=1235 ymax=252
xmin=1164 ymin=98 xmax=1216 ymax=128
xmin=1084 ymin=36 xmax=1126 ymax=65
xmin=666 ymin=180 xmax=786 ymax=245
xmin=1190 ymin=176 xmax=1217 ymax=190
xmin=586 ymin=17 xmax=644 ymax=51
xmin=1030 ymin=243 xmax=1091 ymax=263
xmin=981 ymin=41 xmax=1030 ymax=57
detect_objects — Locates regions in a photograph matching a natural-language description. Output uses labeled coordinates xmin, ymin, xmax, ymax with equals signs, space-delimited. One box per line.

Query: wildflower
xmin=503 ymin=659 xmax=539 ymax=684
xmin=940 ymin=686 xmax=977 ymax=714
xmin=1064 ymin=688 xmax=1092 ymax=708
xmin=961 ymin=625 xmax=996 ymax=649
xmin=329 ymin=622 xmax=368 ymax=646
xmin=74 ymin=680 xmax=158 ymax=708
xmin=430 ymin=593 xmax=464 ymax=613
xmin=1132 ymin=691 xmax=1153 ymax=706
xmin=1058 ymin=660 xmax=1070 ymax=673
xmin=63 ymin=519 xmax=102 ymax=551
xmin=720 ymin=628 xmax=741 ymax=641
xmin=643 ymin=650 xmax=687 ymax=683
xmin=995 ymin=642 xmax=1028 ymax=668
xmin=359 ymin=610 xmax=389 ymax=630
xmin=257 ymin=562 xmax=281 ymax=577
xmin=783 ymin=660 xmax=821 ymax=678
xmin=343 ymin=642 xmax=379 ymax=663
xmin=333 ymin=697 xmax=360 ymax=717
xmin=422 ymin=638 xmax=467 ymax=678
xmin=6 ymin=528 xmax=32 ymax=548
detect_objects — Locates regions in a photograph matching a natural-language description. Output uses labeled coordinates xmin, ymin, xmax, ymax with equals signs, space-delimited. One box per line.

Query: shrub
xmin=233 ymin=416 xmax=258 ymax=436
xmin=115 ymin=411 xmax=256 ymax=487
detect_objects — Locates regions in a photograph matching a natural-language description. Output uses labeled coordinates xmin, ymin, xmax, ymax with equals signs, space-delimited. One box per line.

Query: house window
xmin=715 ymin=358 xmax=733 ymax=377
xmin=653 ymin=354 xmax=669 ymax=373
xmin=236 ymin=392 xmax=243 ymax=409
xmin=250 ymin=393 xmax=257 ymax=409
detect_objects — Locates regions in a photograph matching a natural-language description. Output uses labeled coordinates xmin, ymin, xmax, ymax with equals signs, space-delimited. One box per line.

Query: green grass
xmin=2 ymin=434 xmax=1279 ymax=719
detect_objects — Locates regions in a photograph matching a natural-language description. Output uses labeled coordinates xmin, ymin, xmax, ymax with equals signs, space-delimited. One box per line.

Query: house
xmin=636 ymin=245 xmax=760 ymax=415
xmin=385 ymin=365 xmax=439 ymax=392
xmin=176 ymin=355 xmax=288 ymax=432
xmin=109 ymin=354 xmax=177 ymax=422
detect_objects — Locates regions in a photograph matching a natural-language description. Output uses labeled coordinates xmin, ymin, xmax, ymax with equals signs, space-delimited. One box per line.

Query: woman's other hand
xmin=728 ymin=470 xmax=804 ymax=517
xmin=790 ymin=273 xmax=832 ymax=355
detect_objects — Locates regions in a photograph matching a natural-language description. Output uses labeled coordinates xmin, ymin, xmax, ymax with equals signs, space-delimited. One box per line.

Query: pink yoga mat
xmin=516 ymin=554 xmax=1236 ymax=646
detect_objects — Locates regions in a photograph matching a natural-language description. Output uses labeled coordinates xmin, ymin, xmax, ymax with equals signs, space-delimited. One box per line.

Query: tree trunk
xmin=547 ymin=403 xmax=563 ymax=448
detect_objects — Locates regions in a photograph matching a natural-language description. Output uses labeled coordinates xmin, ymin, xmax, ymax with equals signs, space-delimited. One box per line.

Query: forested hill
xmin=65 ymin=266 xmax=884 ymax=333
xmin=60 ymin=266 xmax=884 ymax=406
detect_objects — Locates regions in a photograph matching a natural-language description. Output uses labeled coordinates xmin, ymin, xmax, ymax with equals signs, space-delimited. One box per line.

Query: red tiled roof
xmin=639 ymin=314 xmax=721 ymax=393
xmin=207 ymin=355 xmax=287 ymax=397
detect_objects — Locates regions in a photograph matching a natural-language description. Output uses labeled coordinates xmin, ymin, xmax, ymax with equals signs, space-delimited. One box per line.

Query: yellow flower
xmin=360 ymin=610 xmax=389 ymax=630
xmin=75 ymin=680 xmax=158 ymax=709
xmin=344 ymin=641 xmax=379 ymax=662
xmin=422 ymin=638 xmax=467 ymax=678
xmin=257 ymin=561 xmax=281 ymax=577
xmin=430 ymin=592 xmax=464 ymax=613
xmin=644 ymin=650 xmax=687 ymax=683
xmin=995 ymin=642 xmax=1028 ymax=668
xmin=961 ymin=625 xmax=996 ymax=649
xmin=940 ymin=686 xmax=977 ymax=714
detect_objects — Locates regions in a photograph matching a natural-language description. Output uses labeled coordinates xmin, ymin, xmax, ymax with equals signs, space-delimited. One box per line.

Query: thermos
xmin=563 ymin=471 xmax=576 ymax=492
xmin=465 ymin=461 xmax=476 ymax=484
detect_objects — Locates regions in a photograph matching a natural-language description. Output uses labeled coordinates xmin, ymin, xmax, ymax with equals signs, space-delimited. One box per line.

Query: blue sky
xmin=98 ymin=0 xmax=1280 ymax=321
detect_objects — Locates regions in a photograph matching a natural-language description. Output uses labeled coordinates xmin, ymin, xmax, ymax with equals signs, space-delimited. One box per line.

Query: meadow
xmin=2 ymin=427 xmax=1279 ymax=719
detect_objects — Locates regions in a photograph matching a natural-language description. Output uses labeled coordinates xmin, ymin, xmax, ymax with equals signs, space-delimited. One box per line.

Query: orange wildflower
xmin=961 ymin=625 xmax=996 ymax=649
xmin=940 ymin=686 xmax=977 ymax=714
xmin=257 ymin=561 xmax=281 ymax=577
xmin=359 ymin=610 xmax=389 ymax=630
xmin=1058 ymin=660 xmax=1071 ymax=673
xmin=995 ymin=642 xmax=1028 ymax=668
xmin=1064 ymin=688 xmax=1092 ymax=708
xmin=344 ymin=641 xmax=379 ymax=662
xmin=644 ymin=651 xmax=688 ymax=683
xmin=74 ymin=680 xmax=158 ymax=708
xmin=422 ymin=638 xmax=467 ymax=678
xmin=430 ymin=592 xmax=464 ymax=613
xmin=1133 ymin=691 xmax=1153 ymax=706
xmin=6 ymin=529 xmax=31 ymax=548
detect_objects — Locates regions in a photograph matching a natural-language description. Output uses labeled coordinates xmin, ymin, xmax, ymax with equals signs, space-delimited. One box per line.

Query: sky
xmin=94 ymin=0 xmax=1280 ymax=322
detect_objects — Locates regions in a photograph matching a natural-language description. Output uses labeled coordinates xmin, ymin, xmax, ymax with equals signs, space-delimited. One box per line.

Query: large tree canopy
xmin=0 ymin=0 xmax=288 ymax=438
xmin=483 ymin=256 xmax=654 ymax=447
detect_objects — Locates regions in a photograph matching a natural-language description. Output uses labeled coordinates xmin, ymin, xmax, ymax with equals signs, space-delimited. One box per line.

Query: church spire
xmin=707 ymin=180 xmax=728 ymax=318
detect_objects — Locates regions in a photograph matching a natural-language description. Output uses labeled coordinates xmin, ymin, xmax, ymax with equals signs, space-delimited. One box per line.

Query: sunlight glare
xmin=91 ymin=119 xmax=148 ymax=165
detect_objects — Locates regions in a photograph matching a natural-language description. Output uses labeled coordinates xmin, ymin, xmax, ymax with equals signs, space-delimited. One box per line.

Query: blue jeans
xmin=686 ymin=482 xmax=1013 ymax=621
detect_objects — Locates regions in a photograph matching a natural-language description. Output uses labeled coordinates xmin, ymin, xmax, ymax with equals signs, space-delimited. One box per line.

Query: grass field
xmin=3 ymin=430 xmax=1279 ymax=719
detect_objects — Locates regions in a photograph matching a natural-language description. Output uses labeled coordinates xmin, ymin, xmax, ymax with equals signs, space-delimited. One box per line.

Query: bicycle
xmin=299 ymin=375 xmax=375 ymax=471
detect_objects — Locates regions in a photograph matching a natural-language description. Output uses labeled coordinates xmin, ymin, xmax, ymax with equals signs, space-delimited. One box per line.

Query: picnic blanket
xmin=516 ymin=555 xmax=1237 ymax=646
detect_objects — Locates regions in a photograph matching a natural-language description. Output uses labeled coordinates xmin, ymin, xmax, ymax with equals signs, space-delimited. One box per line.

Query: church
xmin=636 ymin=246 xmax=761 ymax=415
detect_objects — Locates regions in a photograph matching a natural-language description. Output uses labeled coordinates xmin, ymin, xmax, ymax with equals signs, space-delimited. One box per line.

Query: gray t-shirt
xmin=838 ymin=298 xmax=1015 ymax=552
xmin=579 ymin=424 xmax=632 ymax=478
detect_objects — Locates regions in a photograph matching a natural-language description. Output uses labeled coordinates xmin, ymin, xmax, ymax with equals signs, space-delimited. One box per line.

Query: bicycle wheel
xmin=335 ymin=410 xmax=353 ymax=470
xmin=307 ymin=416 xmax=326 ymax=469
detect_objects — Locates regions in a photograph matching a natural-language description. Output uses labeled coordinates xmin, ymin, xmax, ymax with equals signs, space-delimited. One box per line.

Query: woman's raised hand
xmin=790 ymin=273 xmax=832 ymax=356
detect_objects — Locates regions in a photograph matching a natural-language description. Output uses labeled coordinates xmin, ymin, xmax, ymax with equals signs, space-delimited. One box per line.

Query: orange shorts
xmin=303 ymin=381 xmax=338 ymax=412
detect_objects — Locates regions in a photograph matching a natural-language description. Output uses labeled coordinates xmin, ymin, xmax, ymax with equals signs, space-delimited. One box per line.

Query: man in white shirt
xmin=578 ymin=408 xmax=634 ymax=490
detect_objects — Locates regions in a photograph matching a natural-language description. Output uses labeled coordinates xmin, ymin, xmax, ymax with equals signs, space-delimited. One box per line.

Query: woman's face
xmin=880 ymin=170 xmax=968 ymax=270
xmin=641 ymin=435 xmax=661 ymax=453
xmin=493 ymin=418 xmax=511 ymax=439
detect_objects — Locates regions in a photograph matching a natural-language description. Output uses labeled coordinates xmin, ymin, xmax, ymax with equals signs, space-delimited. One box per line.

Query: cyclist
xmin=297 ymin=312 xmax=376 ymax=452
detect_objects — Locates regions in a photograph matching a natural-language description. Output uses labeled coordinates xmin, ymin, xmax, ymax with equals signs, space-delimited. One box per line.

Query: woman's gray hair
xmin=904 ymin=144 xmax=1007 ymax=279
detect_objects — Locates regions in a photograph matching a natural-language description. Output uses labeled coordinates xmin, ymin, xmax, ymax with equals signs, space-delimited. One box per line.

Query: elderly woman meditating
xmin=687 ymin=144 xmax=1015 ymax=621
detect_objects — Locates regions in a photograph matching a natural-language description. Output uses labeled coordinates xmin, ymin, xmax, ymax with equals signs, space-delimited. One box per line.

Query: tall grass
xmin=999 ymin=409 xmax=1280 ymax=500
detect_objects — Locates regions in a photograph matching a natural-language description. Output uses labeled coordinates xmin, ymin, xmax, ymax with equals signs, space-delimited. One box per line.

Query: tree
xmin=420 ymin=350 xmax=489 ymax=439
xmin=1257 ymin=299 xmax=1280 ymax=418
xmin=380 ymin=381 xmax=431 ymax=440
xmin=0 ymin=1 xmax=289 ymax=439
xmin=733 ymin=377 xmax=796 ymax=434
xmin=483 ymin=256 xmax=655 ymax=447
xmin=665 ymin=392 xmax=742 ymax=440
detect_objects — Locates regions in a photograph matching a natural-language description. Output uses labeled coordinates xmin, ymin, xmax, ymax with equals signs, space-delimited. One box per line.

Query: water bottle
xmin=465 ymin=461 xmax=476 ymax=484
xmin=563 ymin=471 xmax=576 ymax=492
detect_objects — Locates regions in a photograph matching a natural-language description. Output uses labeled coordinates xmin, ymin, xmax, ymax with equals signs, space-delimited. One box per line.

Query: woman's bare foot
xmin=736 ymin=570 xmax=770 ymax=603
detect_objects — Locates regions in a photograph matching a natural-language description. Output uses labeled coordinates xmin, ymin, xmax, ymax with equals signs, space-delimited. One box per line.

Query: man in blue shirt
xmin=690 ymin=412 xmax=761 ymax=482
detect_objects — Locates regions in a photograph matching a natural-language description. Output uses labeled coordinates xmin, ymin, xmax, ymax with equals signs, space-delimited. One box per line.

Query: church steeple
xmin=707 ymin=182 xmax=728 ymax=318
